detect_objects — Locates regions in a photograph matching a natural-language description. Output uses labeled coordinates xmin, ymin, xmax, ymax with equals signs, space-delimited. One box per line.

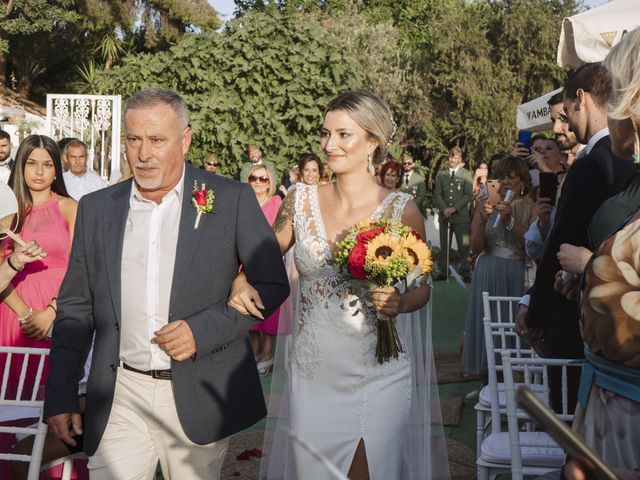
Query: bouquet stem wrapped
xmin=376 ymin=313 xmax=403 ymax=363
xmin=334 ymin=219 xmax=433 ymax=364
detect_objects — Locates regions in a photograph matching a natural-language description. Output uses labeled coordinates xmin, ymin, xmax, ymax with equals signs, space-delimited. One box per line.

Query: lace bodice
xmin=291 ymin=184 xmax=411 ymax=380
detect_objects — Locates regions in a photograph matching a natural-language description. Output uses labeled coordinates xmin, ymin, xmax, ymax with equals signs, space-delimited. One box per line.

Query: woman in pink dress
xmin=245 ymin=164 xmax=282 ymax=375
xmin=0 ymin=134 xmax=77 ymax=392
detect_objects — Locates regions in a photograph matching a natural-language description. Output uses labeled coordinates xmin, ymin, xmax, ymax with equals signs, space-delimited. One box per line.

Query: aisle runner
xmin=221 ymin=431 xmax=475 ymax=480
xmin=435 ymin=350 xmax=481 ymax=384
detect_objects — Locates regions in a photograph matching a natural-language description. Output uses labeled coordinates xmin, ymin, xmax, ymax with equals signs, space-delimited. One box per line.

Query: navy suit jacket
xmin=44 ymin=164 xmax=290 ymax=454
xmin=526 ymin=135 xmax=633 ymax=357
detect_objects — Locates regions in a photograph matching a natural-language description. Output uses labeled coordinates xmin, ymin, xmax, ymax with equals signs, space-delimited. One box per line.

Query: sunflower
xmin=399 ymin=234 xmax=433 ymax=274
xmin=365 ymin=233 xmax=402 ymax=268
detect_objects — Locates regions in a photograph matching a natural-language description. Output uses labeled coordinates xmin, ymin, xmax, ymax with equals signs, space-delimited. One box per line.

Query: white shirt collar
xmin=585 ymin=128 xmax=609 ymax=155
xmin=131 ymin=164 xmax=185 ymax=205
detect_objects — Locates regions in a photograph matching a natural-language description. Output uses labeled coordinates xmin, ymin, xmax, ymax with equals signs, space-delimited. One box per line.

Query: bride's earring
xmin=367 ymin=152 xmax=375 ymax=176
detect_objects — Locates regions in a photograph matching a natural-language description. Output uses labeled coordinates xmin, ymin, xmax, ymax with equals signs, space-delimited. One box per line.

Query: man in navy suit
xmin=44 ymin=88 xmax=289 ymax=479
xmin=525 ymin=63 xmax=633 ymax=410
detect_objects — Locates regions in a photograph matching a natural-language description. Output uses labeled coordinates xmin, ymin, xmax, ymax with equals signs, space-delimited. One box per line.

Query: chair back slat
xmin=1 ymin=352 xmax=11 ymax=400
xmin=16 ymin=352 xmax=30 ymax=400
xmin=31 ymin=354 xmax=47 ymax=402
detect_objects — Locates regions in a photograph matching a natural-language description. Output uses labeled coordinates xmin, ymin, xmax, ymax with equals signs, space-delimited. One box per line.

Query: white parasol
xmin=557 ymin=0 xmax=640 ymax=69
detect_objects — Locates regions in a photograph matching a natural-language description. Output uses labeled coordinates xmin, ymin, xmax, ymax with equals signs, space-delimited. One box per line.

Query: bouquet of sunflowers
xmin=334 ymin=219 xmax=432 ymax=363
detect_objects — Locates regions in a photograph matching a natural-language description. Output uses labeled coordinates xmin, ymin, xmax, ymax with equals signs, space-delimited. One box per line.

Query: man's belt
xmin=122 ymin=362 xmax=172 ymax=380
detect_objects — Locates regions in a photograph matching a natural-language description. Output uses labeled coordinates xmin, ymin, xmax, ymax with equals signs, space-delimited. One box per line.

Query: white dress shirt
xmin=0 ymin=166 xmax=9 ymax=184
xmin=585 ymin=128 xmax=609 ymax=155
xmin=63 ymin=170 xmax=108 ymax=200
xmin=120 ymin=168 xmax=184 ymax=370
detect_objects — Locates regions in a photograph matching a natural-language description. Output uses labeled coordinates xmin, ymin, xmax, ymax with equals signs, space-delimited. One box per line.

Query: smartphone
xmin=516 ymin=386 xmax=620 ymax=480
xmin=486 ymin=179 xmax=501 ymax=206
xmin=538 ymin=171 xmax=558 ymax=205
xmin=518 ymin=130 xmax=532 ymax=151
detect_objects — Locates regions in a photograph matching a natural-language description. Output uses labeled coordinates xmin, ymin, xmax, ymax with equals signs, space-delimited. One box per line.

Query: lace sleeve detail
xmin=375 ymin=192 xmax=413 ymax=221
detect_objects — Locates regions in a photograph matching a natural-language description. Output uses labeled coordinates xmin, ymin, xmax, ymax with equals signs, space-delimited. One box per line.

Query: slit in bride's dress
xmin=347 ymin=438 xmax=370 ymax=480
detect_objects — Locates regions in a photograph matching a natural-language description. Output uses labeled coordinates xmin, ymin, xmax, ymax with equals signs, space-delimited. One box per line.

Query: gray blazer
xmin=44 ymin=163 xmax=290 ymax=455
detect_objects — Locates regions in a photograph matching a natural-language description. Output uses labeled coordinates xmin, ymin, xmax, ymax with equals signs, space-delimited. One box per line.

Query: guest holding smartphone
xmin=462 ymin=155 xmax=536 ymax=385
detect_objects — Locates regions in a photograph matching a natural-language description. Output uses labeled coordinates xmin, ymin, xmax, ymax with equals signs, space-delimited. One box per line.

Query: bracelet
xmin=47 ymin=304 xmax=57 ymax=314
xmin=18 ymin=307 xmax=33 ymax=324
xmin=506 ymin=216 xmax=515 ymax=231
xmin=6 ymin=255 xmax=24 ymax=272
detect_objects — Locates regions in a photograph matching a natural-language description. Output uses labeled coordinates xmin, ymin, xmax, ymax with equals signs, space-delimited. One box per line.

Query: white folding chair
xmin=0 ymin=346 xmax=50 ymax=480
xmin=475 ymin=293 xmax=537 ymax=460
xmin=477 ymin=352 xmax=584 ymax=480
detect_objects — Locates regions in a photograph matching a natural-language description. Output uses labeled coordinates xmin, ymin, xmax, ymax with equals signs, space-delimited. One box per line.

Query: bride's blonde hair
xmin=325 ymin=90 xmax=396 ymax=166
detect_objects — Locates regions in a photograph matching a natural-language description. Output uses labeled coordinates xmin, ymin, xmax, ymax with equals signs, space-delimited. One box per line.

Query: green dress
xmin=462 ymin=199 xmax=534 ymax=374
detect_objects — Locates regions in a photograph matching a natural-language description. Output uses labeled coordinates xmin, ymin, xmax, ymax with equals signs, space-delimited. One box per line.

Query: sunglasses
xmin=205 ymin=162 xmax=218 ymax=167
xmin=248 ymin=174 xmax=269 ymax=184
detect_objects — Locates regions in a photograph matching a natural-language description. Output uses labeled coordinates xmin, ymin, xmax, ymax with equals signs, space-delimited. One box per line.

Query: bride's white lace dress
xmin=261 ymin=184 xmax=450 ymax=480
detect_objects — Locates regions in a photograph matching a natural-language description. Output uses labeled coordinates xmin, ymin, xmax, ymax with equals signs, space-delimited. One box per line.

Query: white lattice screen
xmin=46 ymin=94 xmax=122 ymax=180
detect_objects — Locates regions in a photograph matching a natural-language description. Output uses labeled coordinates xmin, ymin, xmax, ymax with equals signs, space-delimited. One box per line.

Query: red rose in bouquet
xmin=348 ymin=243 xmax=367 ymax=279
xmin=356 ymin=227 xmax=384 ymax=245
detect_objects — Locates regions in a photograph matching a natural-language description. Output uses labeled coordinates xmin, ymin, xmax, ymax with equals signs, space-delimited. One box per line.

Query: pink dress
xmin=251 ymin=195 xmax=282 ymax=335
xmin=0 ymin=193 xmax=70 ymax=392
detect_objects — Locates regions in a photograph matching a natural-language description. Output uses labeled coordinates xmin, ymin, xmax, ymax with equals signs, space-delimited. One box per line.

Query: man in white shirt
xmin=239 ymin=143 xmax=275 ymax=183
xmin=62 ymin=139 xmax=108 ymax=200
xmin=44 ymin=88 xmax=289 ymax=480
xmin=0 ymin=130 xmax=14 ymax=183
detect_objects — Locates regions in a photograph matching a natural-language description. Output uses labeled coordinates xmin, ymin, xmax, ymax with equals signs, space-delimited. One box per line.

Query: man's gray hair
xmin=125 ymin=87 xmax=190 ymax=129
xmin=63 ymin=138 xmax=88 ymax=158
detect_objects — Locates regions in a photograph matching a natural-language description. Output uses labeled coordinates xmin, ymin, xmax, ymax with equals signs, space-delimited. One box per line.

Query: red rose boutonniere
xmin=192 ymin=181 xmax=215 ymax=229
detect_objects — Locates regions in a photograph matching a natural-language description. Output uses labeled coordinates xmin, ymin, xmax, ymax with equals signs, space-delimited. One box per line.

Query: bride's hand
xmin=370 ymin=285 xmax=402 ymax=317
xmin=228 ymin=271 xmax=264 ymax=319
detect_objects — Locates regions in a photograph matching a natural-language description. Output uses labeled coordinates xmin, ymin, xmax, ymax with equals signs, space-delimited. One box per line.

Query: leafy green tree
xmin=2 ymin=0 xmax=221 ymax=99
xmin=230 ymin=0 xmax=580 ymax=189
xmin=0 ymin=0 xmax=79 ymax=88
xmin=93 ymin=10 xmax=364 ymax=178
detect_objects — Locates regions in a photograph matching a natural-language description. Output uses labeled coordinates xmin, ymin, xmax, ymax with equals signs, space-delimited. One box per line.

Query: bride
xmin=229 ymin=90 xmax=449 ymax=480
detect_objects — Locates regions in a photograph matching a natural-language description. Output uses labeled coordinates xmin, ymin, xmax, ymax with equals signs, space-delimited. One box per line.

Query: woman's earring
xmin=367 ymin=152 xmax=375 ymax=176
xmin=520 ymin=185 xmax=525 ymax=196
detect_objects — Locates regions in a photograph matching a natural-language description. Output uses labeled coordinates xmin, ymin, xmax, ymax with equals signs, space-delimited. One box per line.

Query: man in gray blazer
xmin=44 ymin=88 xmax=289 ymax=479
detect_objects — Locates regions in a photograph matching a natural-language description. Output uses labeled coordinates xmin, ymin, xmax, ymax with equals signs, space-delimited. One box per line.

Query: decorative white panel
xmin=46 ymin=94 xmax=122 ymax=181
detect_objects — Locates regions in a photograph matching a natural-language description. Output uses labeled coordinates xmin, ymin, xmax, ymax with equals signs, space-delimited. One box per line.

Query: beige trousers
xmin=88 ymin=366 xmax=229 ymax=480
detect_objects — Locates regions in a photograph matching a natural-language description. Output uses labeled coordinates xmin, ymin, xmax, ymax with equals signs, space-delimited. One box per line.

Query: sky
xmin=208 ymin=0 xmax=611 ymax=22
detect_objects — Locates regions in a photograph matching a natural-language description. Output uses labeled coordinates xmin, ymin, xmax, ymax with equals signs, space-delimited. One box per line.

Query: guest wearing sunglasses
xmin=202 ymin=153 xmax=219 ymax=174
xmin=244 ymin=164 xmax=282 ymax=375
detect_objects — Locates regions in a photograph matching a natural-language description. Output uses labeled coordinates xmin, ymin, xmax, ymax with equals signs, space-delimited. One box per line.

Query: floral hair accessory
xmin=192 ymin=181 xmax=215 ymax=229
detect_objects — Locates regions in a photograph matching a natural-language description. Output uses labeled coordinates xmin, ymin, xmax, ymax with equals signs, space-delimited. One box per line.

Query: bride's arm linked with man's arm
xmin=228 ymin=195 xmax=431 ymax=318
